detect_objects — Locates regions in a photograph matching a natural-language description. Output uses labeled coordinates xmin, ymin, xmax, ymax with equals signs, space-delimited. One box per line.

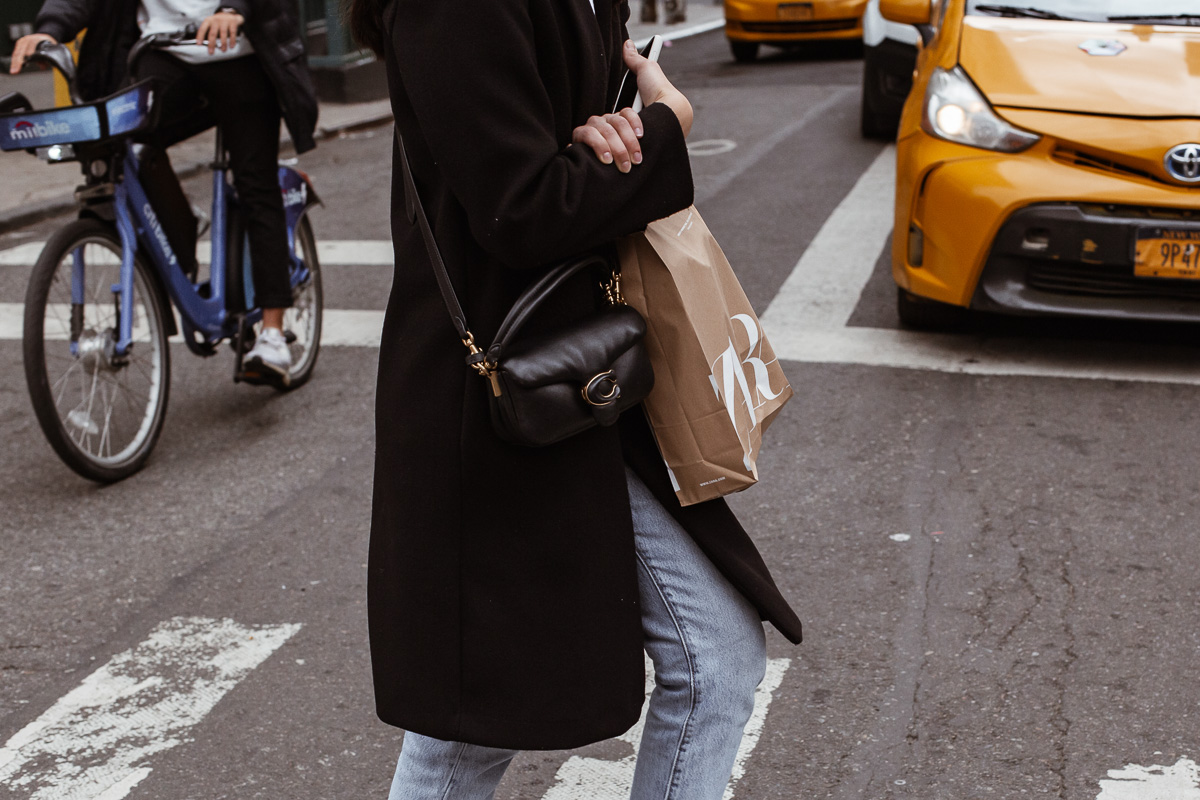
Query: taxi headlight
xmin=923 ymin=66 xmax=1040 ymax=153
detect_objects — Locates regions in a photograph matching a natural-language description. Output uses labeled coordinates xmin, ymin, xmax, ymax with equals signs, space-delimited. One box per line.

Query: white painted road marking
xmin=0 ymin=239 xmax=394 ymax=266
xmin=1096 ymin=757 xmax=1200 ymax=799
xmin=688 ymin=139 xmax=738 ymax=157
xmin=0 ymin=303 xmax=387 ymax=348
xmin=635 ymin=18 xmax=725 ymax=47
xmin=10 ymin=301 xmax=1200 ymax=383
xmin=541 ymin=656 xmax=790 ymax=800
xmin=322 ymin=309 xmax=386 ymax=347
xmin=768 ymin=325 xmax=1200 ymax=385
xmin=8 ymin=171 xmax=1200 ymax=385
xmin=0 ymin=616 xmax=300 ymax=800
xmin=761 ymin=146 xmax=897 ymax=330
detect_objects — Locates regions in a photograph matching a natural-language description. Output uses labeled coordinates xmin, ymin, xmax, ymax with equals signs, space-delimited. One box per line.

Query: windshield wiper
xmin=1108 ymin=14 xmax=1200 ymax=26
xmin=973 ymin=4 xmax=1083 ymax=20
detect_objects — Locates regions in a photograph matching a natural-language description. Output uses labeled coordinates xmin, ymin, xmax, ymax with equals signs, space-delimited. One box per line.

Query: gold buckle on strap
xmin=601 ymin=272 xmax=625 ymax=306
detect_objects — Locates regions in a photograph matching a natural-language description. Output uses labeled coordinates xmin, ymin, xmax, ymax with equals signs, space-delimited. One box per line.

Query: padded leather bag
xmin=398 ymin=132 xmax=654 ymax=447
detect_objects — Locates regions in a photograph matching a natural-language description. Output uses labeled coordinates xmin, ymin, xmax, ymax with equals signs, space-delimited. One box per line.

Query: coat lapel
xmin=562 ymin=0 xmax=610 ymax=119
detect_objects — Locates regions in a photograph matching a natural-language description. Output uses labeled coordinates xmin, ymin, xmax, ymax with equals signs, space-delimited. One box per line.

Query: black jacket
xmin=34 ymin=0 xmax=318 ymax=152
xmin=369 ymin=0 xmax=803 ymax=751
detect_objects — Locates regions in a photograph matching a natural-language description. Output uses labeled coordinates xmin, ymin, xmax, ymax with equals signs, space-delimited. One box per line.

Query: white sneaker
xmin=242 ymin=327 xmax=292 ymax=387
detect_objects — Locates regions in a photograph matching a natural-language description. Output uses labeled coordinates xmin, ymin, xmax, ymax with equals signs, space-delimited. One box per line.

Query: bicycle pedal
xmin=239 ymin=361 xmax=291 ymax=389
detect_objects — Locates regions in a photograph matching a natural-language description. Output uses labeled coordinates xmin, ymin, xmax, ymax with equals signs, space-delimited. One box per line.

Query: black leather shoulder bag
xmin=397 ymin=132 xmax=654 ymax=447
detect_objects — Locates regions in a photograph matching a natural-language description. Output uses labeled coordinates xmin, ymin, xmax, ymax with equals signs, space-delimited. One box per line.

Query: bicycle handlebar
xmin=16 ymin=25 xmax=235 ymax=110
xmin=27 ymin=42 xmax=82 ymax=106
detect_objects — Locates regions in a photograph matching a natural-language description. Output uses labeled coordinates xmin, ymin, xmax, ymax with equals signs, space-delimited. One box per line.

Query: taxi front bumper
xmin=724 ymin=0 xmax=864 ymax=43
xmin=894 ymin=135 xmax=1200 ymax=323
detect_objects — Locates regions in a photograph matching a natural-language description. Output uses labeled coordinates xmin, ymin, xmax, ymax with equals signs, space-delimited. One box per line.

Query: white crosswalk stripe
xmin=540 ymin=657 xmax=790 ymax=800
xmin=0 ymin=617 xmax=299 ymax=799
xmin=761 ymin=147 xmax=896 ymax=331
xmin=1097 ymin=757 xmax=1200 ymax=798
xmin=0 ymin=239 xmax=394 ymax=267
xmin=0 ymin=302 xmax=385 ymax=347
xmin=6 ymin=190 xmax=1196 ymax=384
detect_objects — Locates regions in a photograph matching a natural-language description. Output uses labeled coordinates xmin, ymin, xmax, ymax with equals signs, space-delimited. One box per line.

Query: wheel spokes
xmin=38 ymin=238 xmax=166 ymax=466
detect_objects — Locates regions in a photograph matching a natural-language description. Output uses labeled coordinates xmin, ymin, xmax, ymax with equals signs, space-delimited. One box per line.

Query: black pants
xmin=136 ymin=51 xmax=293 ymax=309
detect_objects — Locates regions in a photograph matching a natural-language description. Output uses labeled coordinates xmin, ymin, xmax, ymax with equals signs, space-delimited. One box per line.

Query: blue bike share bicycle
xmin=0 ymin=33 xmax=322 ymax=482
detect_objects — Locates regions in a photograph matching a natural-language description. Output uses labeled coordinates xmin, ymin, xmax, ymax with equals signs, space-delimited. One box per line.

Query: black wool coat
xmin=370 ymin=0 xmax=803 ymax=751
xmin=34 ymin=0 xmax=318 ymax=152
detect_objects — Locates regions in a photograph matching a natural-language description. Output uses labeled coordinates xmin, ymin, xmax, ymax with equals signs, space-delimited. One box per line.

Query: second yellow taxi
xmin=725 ymin=0 xmax=867 ymax=62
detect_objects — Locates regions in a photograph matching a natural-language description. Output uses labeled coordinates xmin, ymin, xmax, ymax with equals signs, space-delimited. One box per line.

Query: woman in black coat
xmin=351 ymin=0 xmax=804 ymax=795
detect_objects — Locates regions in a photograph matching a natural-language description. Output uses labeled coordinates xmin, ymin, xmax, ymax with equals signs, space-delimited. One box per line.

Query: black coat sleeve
xmin=391 ymin=0 xmax=694 ymax=268
xmin=35 ymin=0 xmax=96 ymax=43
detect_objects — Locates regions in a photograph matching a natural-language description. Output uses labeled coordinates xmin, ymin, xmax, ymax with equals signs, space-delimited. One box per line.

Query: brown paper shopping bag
xmin=619 ymin=206 xmax=792 ymax=507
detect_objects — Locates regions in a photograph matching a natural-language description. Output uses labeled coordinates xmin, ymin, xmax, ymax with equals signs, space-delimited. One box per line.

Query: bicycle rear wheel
xmin=23 ymin=218 xmax=171 ymax=482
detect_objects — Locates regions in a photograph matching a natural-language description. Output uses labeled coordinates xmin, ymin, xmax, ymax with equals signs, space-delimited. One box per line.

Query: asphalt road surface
xmin=3 ymin=29 xmax=1200 ymax=800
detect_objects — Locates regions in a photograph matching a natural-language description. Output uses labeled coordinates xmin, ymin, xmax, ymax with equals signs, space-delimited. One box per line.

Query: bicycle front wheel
xmin=23 ymin=219 xmax=172 ymax=482
xmin=278 ymin=214 xmax=322 ymax=390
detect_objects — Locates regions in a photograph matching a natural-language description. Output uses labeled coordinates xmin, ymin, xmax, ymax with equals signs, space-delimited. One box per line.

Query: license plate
xmin=777 ymin=3 xmax=813 ymax=20
xmin=1134 ymin=228 xmax=1200 ymax=279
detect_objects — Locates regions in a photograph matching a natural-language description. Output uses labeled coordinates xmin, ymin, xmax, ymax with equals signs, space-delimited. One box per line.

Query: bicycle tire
xmin=277 ymin=215 xmax=322 ymax=391
xmin=23 ymin=218 xmax=172 ymax=482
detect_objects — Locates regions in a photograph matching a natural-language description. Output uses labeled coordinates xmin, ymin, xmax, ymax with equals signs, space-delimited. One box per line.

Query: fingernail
xmin=602 ymin=152 xmax=613 ymax=164
xmin=625 ymin=40 xmax=636 ymax=50
xmin=621 ymin=161 xmax=631 ymax=173
xmin=635 ymin=128 xmax=643 ymax=137
xmin=633 ymin=152 xmax=642 ymax=164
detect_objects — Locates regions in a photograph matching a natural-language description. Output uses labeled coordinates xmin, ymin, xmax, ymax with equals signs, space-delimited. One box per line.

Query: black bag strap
xmin=396 ymin=129 xmax=490 ymax=371
xmin=488 ymin=253 xmax=612 ymax=361
xmin=396 ymin=128 xmax=622 ymax=372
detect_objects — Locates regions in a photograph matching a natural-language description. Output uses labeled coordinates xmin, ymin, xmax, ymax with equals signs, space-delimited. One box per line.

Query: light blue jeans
xmin=388 ymin=467 xmax=768 ymax=800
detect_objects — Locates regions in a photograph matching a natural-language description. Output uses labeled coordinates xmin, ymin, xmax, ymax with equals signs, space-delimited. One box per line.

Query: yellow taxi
xmin=725 ymin=0 xmax=868 ymax=62
xmin=881 ymin=0 xmax=1200 ymax=328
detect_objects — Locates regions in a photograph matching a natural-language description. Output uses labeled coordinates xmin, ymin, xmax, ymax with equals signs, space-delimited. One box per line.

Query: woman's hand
xmin=9 ymin=33 xmax=58 ymax=75
xmin=622 ymin=39 xmax=692 ymax=137
xmin=197 ymin=10 xmax=245 ymax=54
xmin=571 ymin=109 xmax=644 ymax=173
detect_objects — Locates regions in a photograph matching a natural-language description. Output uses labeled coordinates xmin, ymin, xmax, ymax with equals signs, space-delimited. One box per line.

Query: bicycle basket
xmin=0 ymin=80 xmax=157 ymax=152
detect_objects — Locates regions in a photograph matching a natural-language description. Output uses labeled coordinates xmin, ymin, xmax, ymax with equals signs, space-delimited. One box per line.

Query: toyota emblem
xmin=1164 ymin=144 xmax=1200 ymax=184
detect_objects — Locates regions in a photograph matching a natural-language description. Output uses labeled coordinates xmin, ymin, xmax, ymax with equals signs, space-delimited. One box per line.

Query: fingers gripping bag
xmin=618 ymin=205 xmax=792 ymax=507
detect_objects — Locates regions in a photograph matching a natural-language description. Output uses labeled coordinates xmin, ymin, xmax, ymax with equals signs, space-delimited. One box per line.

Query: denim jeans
xmin=387 ymin=467 xmax=767 ymax=800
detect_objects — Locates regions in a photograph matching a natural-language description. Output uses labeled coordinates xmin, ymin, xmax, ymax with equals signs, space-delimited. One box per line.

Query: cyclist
xmin=10 ymin=0 xmax=318 ymax=387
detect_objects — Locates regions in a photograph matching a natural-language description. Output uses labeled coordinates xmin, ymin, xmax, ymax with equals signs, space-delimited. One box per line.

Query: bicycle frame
xmin=101 ymin=137 xmax=319 ymax=357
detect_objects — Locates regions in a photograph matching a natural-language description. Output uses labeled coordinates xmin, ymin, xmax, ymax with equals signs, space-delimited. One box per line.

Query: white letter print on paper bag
xmin=709 ymin=314 xmax=786 ymax=470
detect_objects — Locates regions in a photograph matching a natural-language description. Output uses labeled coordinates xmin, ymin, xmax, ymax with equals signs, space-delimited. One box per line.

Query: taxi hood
xmin=960 ymin=16 xmax=1200 ymax=117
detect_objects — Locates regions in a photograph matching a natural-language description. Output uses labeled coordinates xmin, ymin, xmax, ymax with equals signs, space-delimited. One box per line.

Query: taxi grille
xmin=1028 ymin=263 xmax=1200 ymax=301
xmin=737 ymin=18 xmax=858 ymax=33
xmin=1052 ymin=147 xmax=1160 ymax=185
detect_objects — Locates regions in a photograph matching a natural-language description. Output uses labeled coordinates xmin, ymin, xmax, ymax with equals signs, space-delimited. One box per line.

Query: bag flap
xmin=500 ymin=306 xmax=646 ymax=388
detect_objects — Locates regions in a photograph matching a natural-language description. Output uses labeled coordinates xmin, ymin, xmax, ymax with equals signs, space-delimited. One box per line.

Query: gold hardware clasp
xmin=581 ymin=370 xmax=621 ymax=407
xmin=601 ymin=272 xmax=625 ymax=306
xmin=463 ymin=332 xmax=502 ymax=396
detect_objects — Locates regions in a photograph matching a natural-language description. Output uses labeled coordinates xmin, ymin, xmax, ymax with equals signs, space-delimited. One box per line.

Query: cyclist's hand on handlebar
xmin=196 ymin=10 xmax=244 ymax=55
xmin=9 ymin=33 xmax=58 ymax=75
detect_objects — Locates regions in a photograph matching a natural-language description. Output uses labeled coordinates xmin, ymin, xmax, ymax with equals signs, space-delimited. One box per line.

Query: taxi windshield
xmin=968 ymin=1 xmax=1200 ymax=24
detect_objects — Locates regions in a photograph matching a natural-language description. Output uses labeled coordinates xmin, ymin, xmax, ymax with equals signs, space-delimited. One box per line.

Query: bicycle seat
xmin=0 ymin=80 xmax=158 ymax=153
